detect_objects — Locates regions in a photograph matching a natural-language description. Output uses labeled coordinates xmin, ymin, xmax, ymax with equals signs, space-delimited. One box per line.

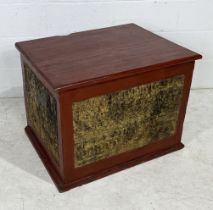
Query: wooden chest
xmin=15 ymin=24 xmax=202 ymax=192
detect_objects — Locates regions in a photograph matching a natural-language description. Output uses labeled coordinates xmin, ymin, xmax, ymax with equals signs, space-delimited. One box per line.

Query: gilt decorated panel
xmin=24 ymin=64 xmax=59 ymax=163
xmin=73 ymin=75 xmax=184 ymax=167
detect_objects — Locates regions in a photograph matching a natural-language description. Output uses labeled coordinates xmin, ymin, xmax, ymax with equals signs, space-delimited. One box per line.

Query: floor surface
xmin=0 ymin=89 xmax=213 ymax=210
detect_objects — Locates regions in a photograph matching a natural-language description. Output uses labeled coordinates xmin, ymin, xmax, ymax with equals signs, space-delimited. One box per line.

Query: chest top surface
xmin=16 ymin=23 xmax=201 ymax=92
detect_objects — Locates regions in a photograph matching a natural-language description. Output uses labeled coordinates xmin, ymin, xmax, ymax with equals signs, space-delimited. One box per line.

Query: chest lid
xmin=15 ymin=23 xmax=202 ymax=92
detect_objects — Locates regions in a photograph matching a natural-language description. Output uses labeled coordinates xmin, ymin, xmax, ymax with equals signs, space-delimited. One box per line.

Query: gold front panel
xmin=73 ymin=75 xmax=184 ymax=167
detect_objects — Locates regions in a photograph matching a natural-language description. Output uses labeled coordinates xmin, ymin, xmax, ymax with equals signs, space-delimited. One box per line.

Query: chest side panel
xmin=23 ymin=64 xmax=59 ymax=163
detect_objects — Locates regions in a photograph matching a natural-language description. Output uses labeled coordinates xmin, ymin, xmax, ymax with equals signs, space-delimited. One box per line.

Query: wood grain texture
xmin=15 ymin=24 xmax=202 ymax=92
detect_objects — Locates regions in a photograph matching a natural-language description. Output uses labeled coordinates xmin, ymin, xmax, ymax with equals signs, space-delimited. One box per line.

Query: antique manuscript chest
xmin=15 ymin=24 xmax=202 ymax=192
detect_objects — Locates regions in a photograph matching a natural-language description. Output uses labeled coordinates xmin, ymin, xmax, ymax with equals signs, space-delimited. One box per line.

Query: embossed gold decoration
xmin=73 ymin=75 xmax=184 ymax=167
xmin=24 ymin=64 xmax=59 ymax=163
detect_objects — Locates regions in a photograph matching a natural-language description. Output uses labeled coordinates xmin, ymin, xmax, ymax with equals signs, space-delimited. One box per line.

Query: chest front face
xmin=51 ymin=61 xmax=193 ymax=186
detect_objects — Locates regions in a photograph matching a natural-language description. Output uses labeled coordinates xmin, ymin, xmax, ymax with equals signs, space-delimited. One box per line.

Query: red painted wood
xmin=16 ymin=24 xmax=201 ymax=92
xmin=16 ymin=24 xmax=202 ymax=192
